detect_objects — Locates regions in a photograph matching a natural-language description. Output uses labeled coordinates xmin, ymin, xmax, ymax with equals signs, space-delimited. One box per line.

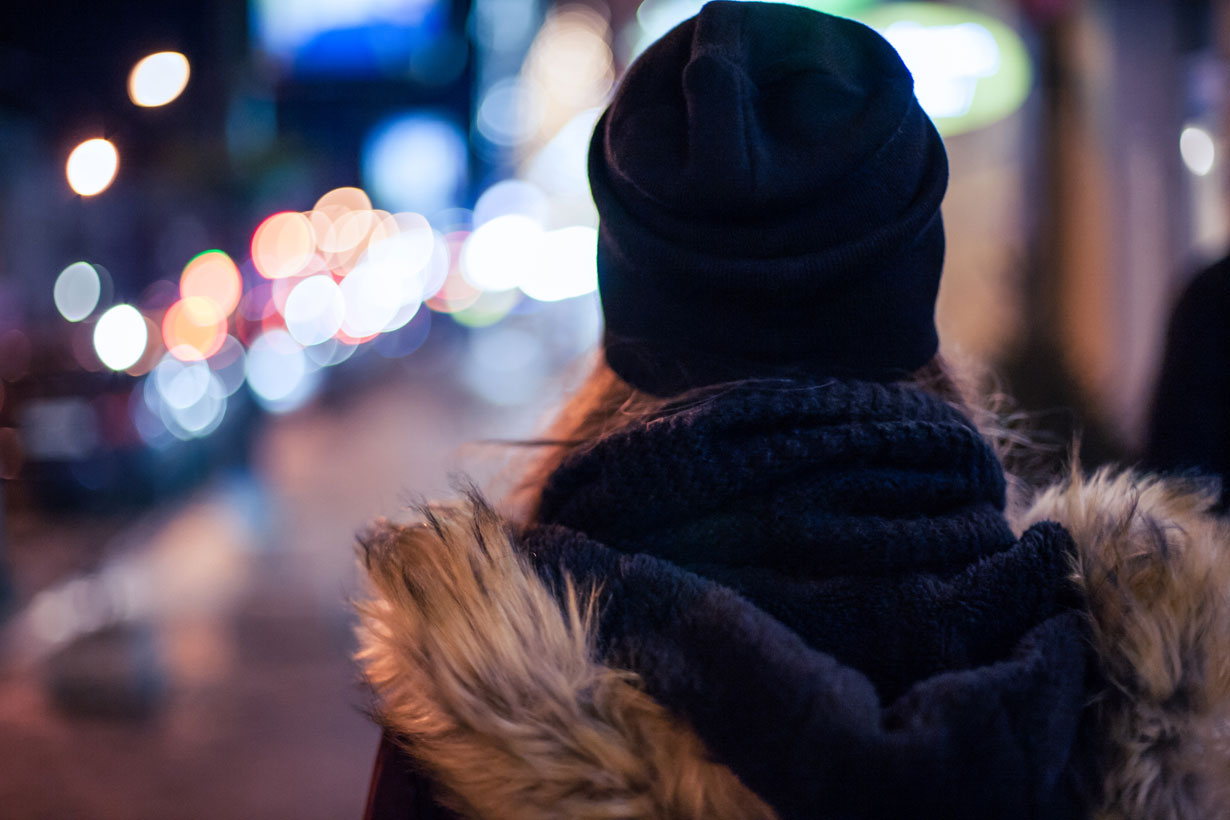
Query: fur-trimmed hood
xmin=356 ymin=469 xmax=1230 ymax=819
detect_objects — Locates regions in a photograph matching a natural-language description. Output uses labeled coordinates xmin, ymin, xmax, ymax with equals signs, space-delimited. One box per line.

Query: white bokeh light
xmin=461 ymin=215 xmax=545 ymax=292
xmin=520 ymin=226 xmax=598 ymax=302
xmin=165 ymin=375 xmax=227 ymax=438
xmin=66 ymin=138 xmax=119 ymax=196
xmin=54 ymin=261 xmax=102 ymax=322
xmin=339 ymin=259 xmax=402 ymax=338
xmin=283 ymin=275 xmax=346 ymax=346
xmin=1181 ymin=126 xmax=1216 ymax=176
xmin=473 ymin=180 xmax=550 ymax=227
xmin=476 ymin=77 xmax=544 ymax=146
xmin=881 ymin=22 xmax=1001 ymax=119
xmin=152 ymin=355 xmax=212 ymax=410
xmin=93 ymin=305 xmax=149 ymax=371
xmin=245 ymin=329 xmax=318 ymax=412
xmin=362 ymin=114 xmax=468 ymax=216
xmin=355 ymin=224 xmax=431 ymax=331
xmin=128 ymin=52 xmax=191 ymax=107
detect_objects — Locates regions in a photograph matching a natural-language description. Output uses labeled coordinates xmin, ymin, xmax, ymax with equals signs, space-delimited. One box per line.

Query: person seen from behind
xmin=356 ymin=3 xmax=1230 ymax=818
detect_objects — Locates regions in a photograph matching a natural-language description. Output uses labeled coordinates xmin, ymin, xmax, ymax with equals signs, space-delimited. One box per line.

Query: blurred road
xmin=0 ymin=364 xmax=558 ymax=819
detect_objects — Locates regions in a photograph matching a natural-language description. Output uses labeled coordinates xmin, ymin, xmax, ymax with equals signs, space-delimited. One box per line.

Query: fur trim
xmin=354 ymin=494 xmax=776 ymax=820
xmin=357 ymin=470 xmax=1230 ymax=820
xmin=1020 ymin=467 xmax=1230 ymax=820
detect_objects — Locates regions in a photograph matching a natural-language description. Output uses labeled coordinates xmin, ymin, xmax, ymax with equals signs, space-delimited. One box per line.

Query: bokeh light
xmin=361 ymin=114 xmax=468 ymax=216
xmin=93 ymin=305 xmax=149 ymax=371
xmin=524 ymin=7 xmax=614 ymax=110
xmin=303 ymin=336 xmax=357 ymax=368
xmin=180 ymin=250 xmax=242 ymax=316
xmin=152 ymin=355 xmax=213 ymax=410
xmin=162 ymin=297 xmax=227 ymax=361
xmin=880 ymin=20 xmax=999 ymax=118
xmin=165 ymin=375 xmax=227 ymax=438
xmin=125 ymin=316 xmax=165 ymax=376
xmin=452 ymin=288 xmax=522 ymax=328
xmin=145 ymin=354 xmax=229 ymax=440
xmin=252 ymin=212 xmax=317 ymax=280
xmin=319 ymin=209 xmax=379 ymax=273
xmin=424 ymin=232 xmax=476 ymax=313
xmin=523 ymin=107 xmax=603 ymax=225
xmin=473 ymin=180 xmax=550 ymax=227
xmin=339 ymin=258 xmax=405 ymax=338
xmin=461 ymin=214 xmax=544 ymax=292
xmin=476 ymin=77 xmax=544 ymax=146
xmin=858 ymin=4 xmax=1032 ymax=135
xmin=520 ymin=226 xmax=598 ymax=302
xmin=425 ymin=274 xmax=480 ymax=313
xmin=245 ymin=329 xmax=319 ymax=412
xmin=283 ymin=275 xmax=345 ymax=346
xmin=1181 ymin=126 xmax=1216 ymax=176
xmin=633 ymin=0 xmax=874 ymax=57
xmin=128 ymin=51 xmax=191 ymax=107
xmin=66 ymin=138 xmax=119 ymax=196
xmin=54 ymin=261 xmax=102 ymax=322
xmin=313 ymin=185 xmax=373 ymax=215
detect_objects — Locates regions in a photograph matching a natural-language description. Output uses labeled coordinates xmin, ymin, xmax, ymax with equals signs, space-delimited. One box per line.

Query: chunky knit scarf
xmin=526 ymin=380 xmax=1098 ymax=819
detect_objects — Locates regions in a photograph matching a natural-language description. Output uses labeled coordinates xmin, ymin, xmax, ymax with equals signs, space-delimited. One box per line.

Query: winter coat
xmin=356 ymin=380 xmax=1230 ymax=820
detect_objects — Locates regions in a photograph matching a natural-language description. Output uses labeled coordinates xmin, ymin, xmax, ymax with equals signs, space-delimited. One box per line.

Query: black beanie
xmin=589 ymin=0 xmax=949 ymax=396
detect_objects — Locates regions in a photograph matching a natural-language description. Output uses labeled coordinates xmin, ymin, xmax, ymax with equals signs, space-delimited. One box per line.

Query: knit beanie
xmin=589 ymin=0 xmax=949 ymax=396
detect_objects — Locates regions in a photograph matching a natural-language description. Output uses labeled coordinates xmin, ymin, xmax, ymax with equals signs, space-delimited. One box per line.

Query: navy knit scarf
xmin=525 ymin=380 xmax=1099 ymax=819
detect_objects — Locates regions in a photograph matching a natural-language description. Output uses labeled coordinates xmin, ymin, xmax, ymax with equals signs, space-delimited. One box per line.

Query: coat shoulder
xmin=1018 ymin=468 xmax=1230 ymax=820
xmin=355 ymin=470 xmax=1230 ymax=820
xmin=354 ymin=495 xmax=777 ymax=820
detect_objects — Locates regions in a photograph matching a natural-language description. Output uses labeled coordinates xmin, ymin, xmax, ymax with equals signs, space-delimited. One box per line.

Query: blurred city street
xmin=2 ymin=0 xmax=1227 ymax=816
xmin=0 ymin=359 xmax=557 ymax=819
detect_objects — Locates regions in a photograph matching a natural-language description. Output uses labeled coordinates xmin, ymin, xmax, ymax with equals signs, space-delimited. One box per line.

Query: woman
xmin=356 ymin=3 xmax=1230 ymax=818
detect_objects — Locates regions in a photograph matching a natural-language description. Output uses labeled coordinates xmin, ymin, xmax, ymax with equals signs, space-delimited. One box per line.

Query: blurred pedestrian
xmin=356 ymin=3 xmax=1230 ymax=818
xmin=1146 ymin=255 xmax=1229 ymax=511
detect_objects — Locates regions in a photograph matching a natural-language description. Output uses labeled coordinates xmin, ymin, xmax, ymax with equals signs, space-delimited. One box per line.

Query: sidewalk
xmin=0 ymin=369 xmax=555 ymax=819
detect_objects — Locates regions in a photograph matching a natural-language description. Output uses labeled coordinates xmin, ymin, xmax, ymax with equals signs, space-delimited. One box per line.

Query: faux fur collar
xmin=356 ymin=469 xmax=1230 ymax=820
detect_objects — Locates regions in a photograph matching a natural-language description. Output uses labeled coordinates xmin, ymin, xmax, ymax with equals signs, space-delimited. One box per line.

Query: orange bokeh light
xmin=252 ymin=212 xmax=315 ymax=280
xmin=319 ymin=209 xmax=376 ymax=256
xmin=313 ymin=186 xmax=371 ymax=214
xmin=180 ymin=250 xmax=242 ymax=316
xmin=162 ymin=297 xmax=227 ymax=361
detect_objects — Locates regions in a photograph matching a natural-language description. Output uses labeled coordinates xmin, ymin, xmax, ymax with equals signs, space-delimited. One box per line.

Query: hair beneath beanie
xmin=589 ymin=0 xmax=949 ymax=396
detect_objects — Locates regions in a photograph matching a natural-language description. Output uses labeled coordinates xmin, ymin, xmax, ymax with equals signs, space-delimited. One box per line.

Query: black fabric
xmin=526 ymin=380 xmax=1097 ymax=819
xmin=590 ymin=1 xmax=949 ymax=395
xmin=1146 ymin=255 xmax=1230 ymax=511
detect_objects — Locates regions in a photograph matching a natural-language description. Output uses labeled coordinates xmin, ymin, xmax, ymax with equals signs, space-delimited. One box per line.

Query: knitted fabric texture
xmin=528 ymin=380 xmax=1097 ymax=818
xmin=590 ymin=1 xmax=949 ymax=395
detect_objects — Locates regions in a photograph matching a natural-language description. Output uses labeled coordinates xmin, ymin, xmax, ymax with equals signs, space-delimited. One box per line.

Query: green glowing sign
xmin=855 ymin=3 xmax=1033 ymax=136
xmin=633 ymin=0 xmax=878 ymax=57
